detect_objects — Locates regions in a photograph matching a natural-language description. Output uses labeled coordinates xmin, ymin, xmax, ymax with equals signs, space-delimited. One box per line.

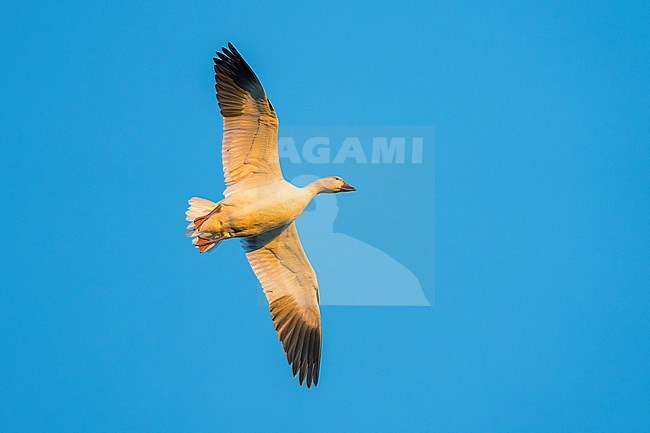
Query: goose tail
xmin=185 ymin=197 xmax=223 ymax=253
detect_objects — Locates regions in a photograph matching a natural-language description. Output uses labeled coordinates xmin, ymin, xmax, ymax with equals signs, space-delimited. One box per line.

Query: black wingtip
xmin=213 ymin=42 xmax=265 ymax=101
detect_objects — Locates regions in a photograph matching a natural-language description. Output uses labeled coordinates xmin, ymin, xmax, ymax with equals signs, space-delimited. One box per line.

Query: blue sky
xmin=1 ymin=0 xmax=649 ymax=432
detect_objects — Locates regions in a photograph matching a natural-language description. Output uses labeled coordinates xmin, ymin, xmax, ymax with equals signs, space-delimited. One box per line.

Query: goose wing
xmin=242 ymin=222 xmax=322 ymax=388
xmin=213 ymin=43 xmax=281 ymax=196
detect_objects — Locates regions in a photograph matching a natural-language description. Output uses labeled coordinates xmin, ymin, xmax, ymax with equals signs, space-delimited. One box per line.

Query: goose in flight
xmin=185 ymin=43 xmax=356 ymax=388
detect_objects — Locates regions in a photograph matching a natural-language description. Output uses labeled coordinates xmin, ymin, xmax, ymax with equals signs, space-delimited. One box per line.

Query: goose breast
xmin=222 ymin=180 xmax=311 ymax=237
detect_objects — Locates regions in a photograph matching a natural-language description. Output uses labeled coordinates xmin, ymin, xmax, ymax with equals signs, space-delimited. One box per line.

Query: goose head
xmin=311 ymin=176 xmax=356 ymax=194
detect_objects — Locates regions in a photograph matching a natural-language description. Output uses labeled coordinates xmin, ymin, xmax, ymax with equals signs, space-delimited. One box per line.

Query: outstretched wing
xmin=213 ymin=43 xmax=282 ymax=196
xmin=242 ymin=222 xmax=322 ymax=388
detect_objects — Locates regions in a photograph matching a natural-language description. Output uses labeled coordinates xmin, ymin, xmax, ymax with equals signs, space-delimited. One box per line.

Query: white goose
xmin=185 ymin=43 xmax=356 ymax=388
